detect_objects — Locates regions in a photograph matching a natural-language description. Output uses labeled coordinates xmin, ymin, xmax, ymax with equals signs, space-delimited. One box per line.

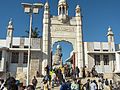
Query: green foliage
xmin=25 ymin=27 xmax=40 ymax=38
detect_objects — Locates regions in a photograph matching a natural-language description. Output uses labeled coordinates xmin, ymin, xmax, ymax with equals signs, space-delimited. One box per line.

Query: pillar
xmin=75 ymin=5 xmax=84 ymax=77
xmin=115 ymin=52 xmax=120 ymax=72
xmin=42 ymin=2 xmax=50 ymax=75
xmin=100 ymin=54 xmax=104 ymax=73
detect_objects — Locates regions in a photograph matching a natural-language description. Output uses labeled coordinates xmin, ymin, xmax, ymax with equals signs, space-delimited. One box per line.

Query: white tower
xmin=75 ymin=5 xmax=84 ymax=77
xmin=58 ymin=0 xmax=68 ymax=22
xmin=6 ymin=18 xmax=14 ymax=48
xmin=107 ymin=26 xmax=115 ymax=51
xmin=42 ymin=2 xmax=51 ymax=75
xmin=107 ymin=26 xmax=115 ymax=72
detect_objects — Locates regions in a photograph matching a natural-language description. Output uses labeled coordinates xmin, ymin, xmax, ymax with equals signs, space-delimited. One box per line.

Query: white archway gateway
xmin=42 ymin=0 xmax=84 ymax=77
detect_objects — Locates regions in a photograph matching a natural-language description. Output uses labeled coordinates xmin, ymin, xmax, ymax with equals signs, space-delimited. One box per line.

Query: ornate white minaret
xmin=58 ymin=0 xmax=68 ymax=22
xmin=107 ymin=26 xmax=115 ymax=72
xmin=107 ymin=26 xmax=115 ymax=51
xmin=75 ymin=5 xmax=84 ymax=77
xmin=6 ymin=18 xmax=14 ymax=48
xmin=42 ymin=2 xmax=51 ymax=75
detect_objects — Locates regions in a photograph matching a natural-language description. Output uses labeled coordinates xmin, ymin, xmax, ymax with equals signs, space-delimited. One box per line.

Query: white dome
xmin=57 ymin=44 xmax=61 ymax=49
xmin=108 ymin=26 xmax=112 ymax=31
xmin=59 ymin=0 xmax=66 ymax=4
xmin=107 ymin=26 xmax=114 ymax=36
xmin=9 ymin=18 xmax=13 ymax=25
xmin=76 ymin=5 xmax=80 ymax=9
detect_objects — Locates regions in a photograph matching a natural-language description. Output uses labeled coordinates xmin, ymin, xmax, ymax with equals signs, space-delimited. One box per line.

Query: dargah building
xmin=0 ymin=0 xmax=120 ymax=84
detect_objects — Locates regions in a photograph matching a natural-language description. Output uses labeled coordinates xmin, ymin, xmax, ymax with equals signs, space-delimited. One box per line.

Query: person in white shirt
xmin=71 ymin=78 xmax=79 ymax=90
xmin=98 ymin=79 xmax=103 ymax=90
xmin=90 ymin=80 xmax=97 ymax=90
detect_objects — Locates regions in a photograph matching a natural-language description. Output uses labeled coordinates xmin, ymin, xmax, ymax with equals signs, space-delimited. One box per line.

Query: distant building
xmin=0 ymin=0 xmax=120 ymax=84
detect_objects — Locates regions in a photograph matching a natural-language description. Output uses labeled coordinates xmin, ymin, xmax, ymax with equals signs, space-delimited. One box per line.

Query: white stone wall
xmin=94 ymin=42 xmax=101 ymax=50
xmin=0 ymin=50 xmax=7 ymax=72
xmin=86 ymin=42 xmax=115 ymax=73
xmin=0 ymin=40 xmax=6 ymax=47
xmin=84 ymin=42 xmax=88 ymax=67
xmin=31 ymin=38 xmax=42 ymax=49
xmin=102 ymin=42 xmax=109 ymax=50
xmin=12 ymin=37 xmax=20 ymax=46
xmin=115 ymin=52 xmax=120 ymax=72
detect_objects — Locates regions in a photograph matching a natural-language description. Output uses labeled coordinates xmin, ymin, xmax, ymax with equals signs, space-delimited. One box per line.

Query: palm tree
xmin=25 ymin=27 xmax=40 ymax=38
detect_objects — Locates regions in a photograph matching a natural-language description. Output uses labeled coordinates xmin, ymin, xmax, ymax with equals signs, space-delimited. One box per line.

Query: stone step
xmin=36 ymin=77 xmax=43 ymax=89
xmin=35 ymin=77 xmax=100 ymax=89
xmin=81 ymin=77 xmax=99 ymax=84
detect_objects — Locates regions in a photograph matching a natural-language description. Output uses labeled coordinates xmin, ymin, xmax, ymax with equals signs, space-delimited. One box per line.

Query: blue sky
xmin=0 ymin=0 xmax=120 ymax=43
xmin=0 ymin=0 xmax=120 ymax=61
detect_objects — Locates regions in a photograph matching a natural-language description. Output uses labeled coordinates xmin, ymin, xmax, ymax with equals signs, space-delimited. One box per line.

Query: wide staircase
xmin=113 ymin=73 xmax=120 ymax=82
xmin=35 ymin=76 xmax=100 ymax=90
xmin=81 ymin=77 xmax=99 ymax=84
xmin=36 ymin=77 xmax=43 ymax=89
xmin=36 ymin=77 xmax=61 ymax=90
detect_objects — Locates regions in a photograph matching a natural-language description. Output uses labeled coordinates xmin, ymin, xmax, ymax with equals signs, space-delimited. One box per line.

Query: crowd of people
xmin=0 ymin=65 xmax=120 ymax=90
xmin=0 ymin=76 xmax=36 ymax=90
xmin=39 ymin=65 xmax=120 ymax=90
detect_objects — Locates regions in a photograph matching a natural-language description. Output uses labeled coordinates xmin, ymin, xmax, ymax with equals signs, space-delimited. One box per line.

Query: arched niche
xmin=51 ymin=40 xmax=74 ymax=64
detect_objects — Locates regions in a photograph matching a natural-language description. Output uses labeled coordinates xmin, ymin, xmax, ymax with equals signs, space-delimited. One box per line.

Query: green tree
xmin=25 ymin=27 xmax=40 ymax=38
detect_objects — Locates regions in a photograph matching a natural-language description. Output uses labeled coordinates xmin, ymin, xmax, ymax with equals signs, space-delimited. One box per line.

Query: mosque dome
xmin=108 ymin=26 xmax=112 ymax=31
xmin=107 ymin=26 xmax=113 ymax=36
xmin=45 ymin=2 xmax=49 ymax=7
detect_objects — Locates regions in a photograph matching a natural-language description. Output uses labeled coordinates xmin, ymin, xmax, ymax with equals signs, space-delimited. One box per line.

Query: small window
xmin=63 ymin=6 xmax=65 ymax=14
xmin=103 ymin=55 xmax=109 ymax=65
xmin=11 ymin=52 xmax=19 ymax=63
xmin=0 ymin=51 xmax=2 ymax=60
xmin=12 ymin=46 xmax=19 ymax=48
xmin=23 ymin=52 xmax=28 ymax=64
xmin=103 ymin=50 xmax=108 ymax=51
xmin=59 ymin=7 xmax=61 ymax=15
xmin=94 ymin=49 xmax=100 ymax=51
xmin=24 ymin=46 xmax=28 ymax=48
xmin=94 ymin=55 xmax=100 ymax=65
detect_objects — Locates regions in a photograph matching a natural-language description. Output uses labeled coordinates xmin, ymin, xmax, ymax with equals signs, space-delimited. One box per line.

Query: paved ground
xmin=51 ymin=86 xmax=60 ymax=90
xmin=36 ymin=86 xmax=60 ymax=90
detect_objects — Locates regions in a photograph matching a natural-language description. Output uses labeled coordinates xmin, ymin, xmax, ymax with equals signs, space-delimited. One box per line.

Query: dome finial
xmin=57 ymin=43 xmax=62 ymax=50
xmin=44 ymin=1 xmax=49 ymax=11
xmin=9 ymin=18 xmax=13 ymax=25
xmin=107 ymin=26 xmax=113 ymax=36
xmin=76 ymin=5 xmax=81 ymax=16
xmin=76 ymin=5 xmax=80 ymax=9
xmin=45 ymin=1 xmax=49 ymax=7
xmin=108 ymin=26 xmax=112 ymax=31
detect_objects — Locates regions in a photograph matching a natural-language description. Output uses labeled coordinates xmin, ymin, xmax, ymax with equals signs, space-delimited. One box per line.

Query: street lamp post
xmin=21 ymin=2 xmax=43 ymax=86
